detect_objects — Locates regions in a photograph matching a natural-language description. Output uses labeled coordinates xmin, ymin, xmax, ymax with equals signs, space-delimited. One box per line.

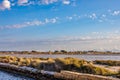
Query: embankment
xmin=0 ymin=63 xmax=59 ymax=80
xmin=55 ymin=70 xmax=120 ymax=80
xmin=0 ymin=63 xmax=119 ymax=80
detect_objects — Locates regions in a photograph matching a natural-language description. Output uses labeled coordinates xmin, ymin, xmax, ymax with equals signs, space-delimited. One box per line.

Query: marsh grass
xmin=94 ymin=60 xmax=120 ymax=66
xmin=0 ymin=56 xmax=118 ymax=77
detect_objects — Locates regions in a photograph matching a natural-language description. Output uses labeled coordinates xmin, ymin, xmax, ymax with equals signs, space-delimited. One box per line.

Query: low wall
xmin=54 ymin=70 xmax=120 ymax=80
xmin=0 ymin=63 xmax=119 ymax=80
xmin=0 ymin=63 xmax=58 ymax=80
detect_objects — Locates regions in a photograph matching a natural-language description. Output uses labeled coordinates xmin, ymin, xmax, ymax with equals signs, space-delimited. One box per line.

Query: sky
xmin=0 ymin=0 xmax=120 ymax=51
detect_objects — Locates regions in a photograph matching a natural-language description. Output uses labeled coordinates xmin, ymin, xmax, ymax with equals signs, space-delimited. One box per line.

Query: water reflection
xmin=0 ymin=54 xmax=120 ymax=61
xmin=0 ymin=70 xmax=34 ymax=80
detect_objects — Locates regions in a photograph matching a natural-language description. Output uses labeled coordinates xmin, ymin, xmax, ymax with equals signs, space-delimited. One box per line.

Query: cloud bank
xmin=1 ymin=35 xmax=120 ymax=51
xmin=0 ymin=9 xmax=120 ymax=30
xmin=0 ymin=18 xmax=58 ymax=29
xmin=0 ymin=0 xmax=72 ymax=10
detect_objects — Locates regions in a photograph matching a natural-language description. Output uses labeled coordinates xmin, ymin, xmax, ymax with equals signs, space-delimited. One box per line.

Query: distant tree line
xmin=0 ymin=50 xmax=119 ymax=54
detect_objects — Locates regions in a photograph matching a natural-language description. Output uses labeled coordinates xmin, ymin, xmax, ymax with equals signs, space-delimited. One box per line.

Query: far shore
xmin=0 ymin=51 xmax=120 ymax=61
xmin=0 ymin=50 xmax=120 ymax=55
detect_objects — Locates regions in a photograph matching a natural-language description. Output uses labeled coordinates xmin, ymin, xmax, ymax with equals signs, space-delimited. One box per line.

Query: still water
xmin=0 ymin=70 xmax=34 ymax=80
xmin=0 ymin=54 xmax=120 ymax=61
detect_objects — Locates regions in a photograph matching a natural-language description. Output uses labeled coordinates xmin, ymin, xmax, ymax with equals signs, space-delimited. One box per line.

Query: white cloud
xmin=0 ymin=0 xmax=72 ymax=10
xmin=18 ymin=0 xmax=28 ymax=5
xmin=41 ymin=0 xmax=58 ymax=5
xmin=101 ymin=14 xmax=106 ymax=18
xmin=3 ymin=20 xmax=43 ymax=29
xmin=66 ymin=16 xmax=73 ymax=20
xmin=112 ymin=10 xmax=120 ymax=16
xmin=0 ymin=18 xmax=58 ymax=29
xmin=62 ymin=0 xmax=70 ymax=5
xmin=98 ymin=14 xmax=107 ymax=22
xmin=45 ymin=18 xmax=57 ymax=24
xmin=89 ymin=13 xmax=97 ymax=20
xmin=51 ymin=18 xmax=57 ymax=23
xmin=0 ymin=0 xmax=11 ymax=10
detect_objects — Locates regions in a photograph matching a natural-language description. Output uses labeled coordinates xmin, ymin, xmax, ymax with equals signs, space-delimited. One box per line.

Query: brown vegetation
xmin=0 ymin=56 xmax=118 ymax=77
xmin=94 ymin=60 xmax=120 ymax=66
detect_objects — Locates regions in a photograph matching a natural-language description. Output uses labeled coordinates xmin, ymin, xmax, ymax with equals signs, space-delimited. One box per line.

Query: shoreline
xmin=0 ymin=53 xmax=119 ymax=61
xmin=0 ymin=53 xmax=120 ymax=56
xmin=0 ymin=62 xmax=119 ymax=80
xmin=0 ymin=51 xmax=120 ymax=55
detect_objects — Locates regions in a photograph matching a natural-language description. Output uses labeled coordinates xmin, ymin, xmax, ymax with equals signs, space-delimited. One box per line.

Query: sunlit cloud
xmin=45 ymin=18 xmax=57 ymax=23
xmin=89 ymin=13 xmax=97 ymax=20
xmin=0 ymin=0 xmax=11 ymax=10
xmin=18 ymin=0 xmax=28 ymax=5
xmin=62 ymin=0 xmax=70 ymax=5
xmin=0 ymin=0 xmax=73 ymax=10
xmin=41 ymin=0 xmax=58 ymax=5
xmin=112 ymin=10 xmax=120 ymax=16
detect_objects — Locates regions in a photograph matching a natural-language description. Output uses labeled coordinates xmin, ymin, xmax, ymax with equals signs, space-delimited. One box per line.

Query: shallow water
xmin=0 ymin=70 xmax=34 ymax=80
xmin=0 ymin=54 xmax=120 ymax=61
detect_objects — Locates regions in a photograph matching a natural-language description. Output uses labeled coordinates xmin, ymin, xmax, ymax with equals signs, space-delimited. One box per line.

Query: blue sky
xmin=0 ymin=0 xmax=120 ymax=51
